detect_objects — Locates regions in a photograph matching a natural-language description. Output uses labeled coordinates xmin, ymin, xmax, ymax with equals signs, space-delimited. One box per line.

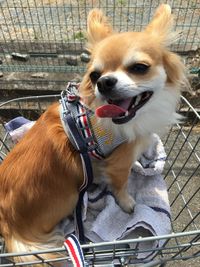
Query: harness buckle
xmin=87 ymin=143 xmax=98 ymax=152
xmin=65 ymin=82 xmax=80 ymax=103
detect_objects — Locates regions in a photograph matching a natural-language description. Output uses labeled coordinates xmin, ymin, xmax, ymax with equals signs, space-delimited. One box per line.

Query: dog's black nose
xmin=97 ymin=76 xmax=117 ymax=94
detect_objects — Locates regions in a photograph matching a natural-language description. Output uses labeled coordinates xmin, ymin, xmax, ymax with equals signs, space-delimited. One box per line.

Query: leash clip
xmin=65 ymin=82 xmax=80 ymax=103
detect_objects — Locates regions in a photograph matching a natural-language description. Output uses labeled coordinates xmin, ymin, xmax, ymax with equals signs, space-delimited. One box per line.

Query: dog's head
xmin=80 ymin=5 xmax=188 ymax=137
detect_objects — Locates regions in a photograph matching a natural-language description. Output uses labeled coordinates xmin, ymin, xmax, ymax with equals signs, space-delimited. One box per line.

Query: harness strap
xmin=63 ymin=111 xmax=93 ymax=243
xmin=64 ymin=234 xmax=85 ymax=267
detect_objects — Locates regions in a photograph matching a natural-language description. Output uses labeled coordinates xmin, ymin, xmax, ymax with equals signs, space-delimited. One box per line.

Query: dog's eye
xmin=90 ymin=71 xmax=101 ymax=83
xmin=128 ymin=63 xmax=150 ymax=74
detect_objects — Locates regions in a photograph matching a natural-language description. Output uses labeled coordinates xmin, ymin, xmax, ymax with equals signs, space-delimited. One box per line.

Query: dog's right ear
xmin=87 ymin=9 xmax=113 ymax=50
xmin=144 ymin=4 xmax=179 ymax=47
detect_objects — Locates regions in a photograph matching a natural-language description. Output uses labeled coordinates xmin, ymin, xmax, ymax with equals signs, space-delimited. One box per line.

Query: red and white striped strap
xmin=77 ymin=104 xmax=104 ymax=161
xmin=64 ymin=234 xmax=85 ymax=267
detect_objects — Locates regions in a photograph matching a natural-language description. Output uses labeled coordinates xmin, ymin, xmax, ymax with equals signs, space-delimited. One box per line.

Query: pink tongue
xmin=96 ymin=104 xmax=126 ymax=118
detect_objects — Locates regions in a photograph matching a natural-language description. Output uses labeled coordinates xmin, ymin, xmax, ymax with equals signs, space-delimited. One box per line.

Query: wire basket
xmin=0 ymin=95 xmax=200 ymax=267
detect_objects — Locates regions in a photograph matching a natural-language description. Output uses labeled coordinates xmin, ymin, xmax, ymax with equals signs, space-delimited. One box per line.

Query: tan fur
xmin=87 ymin=9 xmax=113 ymax=50
xmin=144 ymin=4 xmax=179 ymax=46
xmin=0 ymin=5 xmax=188 ymax=265
xmin=105 ymin=137 xmax=151 ymax=211
xmin=0 ymin=103 xmax=82 ymax=264
xmin=163 ymin=51 xmax=190 ymax=89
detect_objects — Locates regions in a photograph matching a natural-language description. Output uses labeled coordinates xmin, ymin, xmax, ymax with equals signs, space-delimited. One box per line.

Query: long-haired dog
xmin=0 ymin=4 xmax=187 ymax=265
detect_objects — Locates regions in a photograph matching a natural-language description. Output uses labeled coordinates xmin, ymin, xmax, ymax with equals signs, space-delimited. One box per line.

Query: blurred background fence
xmin=0 ymin=0 xmax=199 ymax=99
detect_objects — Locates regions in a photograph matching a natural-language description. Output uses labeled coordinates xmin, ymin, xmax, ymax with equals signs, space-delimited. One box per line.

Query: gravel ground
xmin=163 ymin=126 xmax=200 ymax=266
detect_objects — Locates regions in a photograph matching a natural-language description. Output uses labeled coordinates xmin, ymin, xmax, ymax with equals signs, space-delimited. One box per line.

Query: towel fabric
xmin=61 ymin=133 xmax=171 ymax=260
xmin=4 ymin=117 xmax=171 ymax=260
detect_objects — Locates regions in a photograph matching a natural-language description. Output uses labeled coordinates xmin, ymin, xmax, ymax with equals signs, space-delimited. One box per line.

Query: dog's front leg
xmin=105 ymin=141 xmax=137 ymax=213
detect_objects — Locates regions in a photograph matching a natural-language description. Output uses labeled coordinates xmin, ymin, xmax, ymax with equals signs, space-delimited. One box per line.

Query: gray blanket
xmin=62 ymin=133 xmax=171 ymax=260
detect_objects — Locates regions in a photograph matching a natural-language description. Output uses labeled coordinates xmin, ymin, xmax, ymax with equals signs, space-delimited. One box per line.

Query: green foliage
xmin=73 ymin=31 xmax=86 ymax=41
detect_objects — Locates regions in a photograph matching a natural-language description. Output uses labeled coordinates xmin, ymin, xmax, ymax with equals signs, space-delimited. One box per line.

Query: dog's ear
xmin=145 ymin=4 xmax=179 ymax=46
xmin=163 ymin=51 xmax=191 ymax=91
xmin=87 ymin=9 xmax=113 ymax=50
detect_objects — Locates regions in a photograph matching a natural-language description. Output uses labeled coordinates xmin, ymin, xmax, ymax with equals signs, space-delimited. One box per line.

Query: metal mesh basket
xmin=0 ymin=94 xmax=199 ymax=267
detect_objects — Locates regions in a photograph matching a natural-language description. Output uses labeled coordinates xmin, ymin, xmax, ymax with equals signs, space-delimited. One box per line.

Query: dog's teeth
xmin=125 ymin=111 xmax=129 ymax=116
xmin=135 ymin=95 xmax=142 ymax=105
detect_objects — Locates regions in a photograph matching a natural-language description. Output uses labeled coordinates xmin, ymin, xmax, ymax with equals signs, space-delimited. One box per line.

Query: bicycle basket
xmin=0 ymin=95 xmax=199 ymax=267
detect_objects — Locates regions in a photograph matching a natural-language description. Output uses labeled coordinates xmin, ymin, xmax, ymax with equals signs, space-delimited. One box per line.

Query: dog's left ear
xmin=87 ymin=9 xmax=113 ymax=50
xmin=145 ymin=4 xmax=178 ymax=46
xmin=163 ymin=51 xmax=187 ymax=87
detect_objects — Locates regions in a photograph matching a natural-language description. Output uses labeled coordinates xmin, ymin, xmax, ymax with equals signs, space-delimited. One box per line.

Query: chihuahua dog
xmin=0 ymin=4 xmax=187 ymax=264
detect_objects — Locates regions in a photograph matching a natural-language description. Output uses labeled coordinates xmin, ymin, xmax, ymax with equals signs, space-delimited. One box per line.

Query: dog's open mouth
xmin=96 ymin=91 xmax=153 ymax=124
